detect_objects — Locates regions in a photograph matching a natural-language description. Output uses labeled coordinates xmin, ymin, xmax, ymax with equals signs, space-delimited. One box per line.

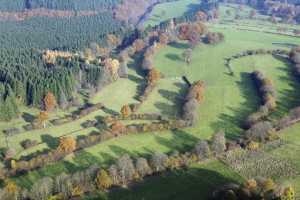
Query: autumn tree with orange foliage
xmin=57 ymin=136 xmax=76 ymax=153
xmin=186 ymin=81 xmax=205 ymax=103
xmin=178 ymin=22 xmax=206 ymax=41
xmin=110 ymin=121 xmax=126 ymax=135
xmin=147 ymin=68 xmax=161 ymax=84
xmin=37 ymin=111 xmax=49 ymax=128
xmin=44 ymin=92 xmax=57 ymax=112
xmin=121 ymin=105 xmax=131 ymax=118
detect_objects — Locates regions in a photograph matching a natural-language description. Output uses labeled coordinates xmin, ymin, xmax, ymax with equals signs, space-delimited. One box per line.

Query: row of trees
xmin=245 ymin=71 xmax=277 ymax=128
xmin=0 ymin=0 xmax=121 ymax=11
xmin=0 ymin=131 xmax=228 ymax=200
xmin=183 ymin=80 xmax=205 ymax=125
xmin=212 ymin=177 xmax=295 ymax=200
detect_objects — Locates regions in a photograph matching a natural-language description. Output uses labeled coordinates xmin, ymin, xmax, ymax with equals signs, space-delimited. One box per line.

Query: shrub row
xmin=3 ymin=103 xmax=105 ymax=135
xmin=277 ymin=106 xmax=300 ymax=130
xmin=182 ymin=80 xmax=205 ymax=126
xmin=103 ymin=113 xmax=163 ymax=123
xmin=212 ymin=177 xmax=295 ymax=200
xmin=245 ymin=71 xmax=277 ymax=128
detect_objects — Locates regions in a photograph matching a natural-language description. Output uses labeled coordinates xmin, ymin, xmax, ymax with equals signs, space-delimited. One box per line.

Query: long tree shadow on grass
xmin=104 ymin=167 xmax=239 ymax=200
xmin=127 ymin=53 xmax=148 ymax=101
xmin=168 ymin=42 xmax=190 ymax=49
xmin=155 ymin=82 xmax=188 ymax=118
xmin=269 ymin=56 xmax=300 ymax=118
xmin=165 ymin=53 xmax=182 ymax=62
xmin=22 ymin=112 xmax=35 ymax=123
xmin=154 ymin=129 xmax=199 ymax=152
xmin=41 ymin=134 xmax=59 ymax=149
xmin=210 ymin=72 xmax=260 ymax=139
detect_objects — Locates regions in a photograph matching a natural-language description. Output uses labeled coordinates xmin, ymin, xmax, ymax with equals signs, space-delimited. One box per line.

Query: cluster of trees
xmin=204 ymin=32 xmax=225 ymax=44
xmin=277 ymin=106 xmax=300 ymax=130
xmin=245 ymin=71 xmax=277 ymax=128
xmin=244 ymin=121 xmax=276 ymax=143
xmin=0 ymin=131 xmax=228 ymax=200
xmin=182 ymin=80 xmax=205 ymax=125
xmin=177 ymin=21 xmax=207 ymax=47
xmin=0 ymin=47 xmax=119 ymax=121
xmin=212 ymin=177 xmax=295 ymax=200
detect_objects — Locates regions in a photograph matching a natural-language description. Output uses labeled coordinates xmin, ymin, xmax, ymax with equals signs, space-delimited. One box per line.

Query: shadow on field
xmin=272 ymin=42 xmax=298 ymax=49
xmin=154 ymin=82 xmax=187 ymax=118
xmin=41 ymin=134 xmax=59 ymax=149
xmin=154 ymin=129 xmax=198 ymax=151
xmin=168 ymin=42 xmax=190 ymax=49
xmin=88 ymin=167 xmax=238 ymax=200
xmin=165 ymin=53 xmax=182 ymax=61
xmin=210 ymin=72 xmax=260 ymax=139
xmin=22 ymin=112 xmax=35 ymax=123
xmin=271 ymin=55 xmax=300 ymax=118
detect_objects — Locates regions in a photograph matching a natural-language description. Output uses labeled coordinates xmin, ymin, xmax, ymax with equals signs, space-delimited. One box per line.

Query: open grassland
xmin=85 ymin=160 xmax=244 ymax=200
xmin=143 ymin=0 xmax=199 ymax=27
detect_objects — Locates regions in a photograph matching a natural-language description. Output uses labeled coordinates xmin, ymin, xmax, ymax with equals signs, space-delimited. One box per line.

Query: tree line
xmin=0 ymin=0 xmax=121 ymax=11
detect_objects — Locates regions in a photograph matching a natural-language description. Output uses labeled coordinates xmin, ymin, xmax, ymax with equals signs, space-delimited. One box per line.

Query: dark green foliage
xmin=0 ymin=0 xmax=121 ymax=11
xmin=0 ymin=84 xmax=19 ymax=121
xmin=0 ymin=13 xmax=126 ymax=51
xmin=0 ymin=48 xmax=109 ymax=120
xmin=25 ymin=0 xmax=121 ymax=10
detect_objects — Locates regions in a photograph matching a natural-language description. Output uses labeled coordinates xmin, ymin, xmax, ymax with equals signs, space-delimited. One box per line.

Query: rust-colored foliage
xmin=147 ymin=68 xmax=161 ymax=84
xmin=110 ymin=121 xmax=126 ymax=134
xmin=57 ymin=136 xmax=77 ymax=153
xmin=44 ymin=92 xmax=57 ymax=112
xmin=121 ymin=105 xmax=131 ymax=118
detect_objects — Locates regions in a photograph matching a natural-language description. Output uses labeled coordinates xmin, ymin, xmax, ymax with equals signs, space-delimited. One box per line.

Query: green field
xmin=143 ymin=0 xmax=199 ymax=27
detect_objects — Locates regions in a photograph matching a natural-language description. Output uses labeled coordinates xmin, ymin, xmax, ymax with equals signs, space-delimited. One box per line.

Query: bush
xmin=194 ymin=140 xmax=211 ymax=160
xmin=211 ymin=131 xmax=226 ymax=154
xmin=244 ymin=121 xmax=274 ymax=142
xmin=21 ymin=139 xmax=39 ymax=149
xmin=204 ymin=32 xmax=224 ymax=44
